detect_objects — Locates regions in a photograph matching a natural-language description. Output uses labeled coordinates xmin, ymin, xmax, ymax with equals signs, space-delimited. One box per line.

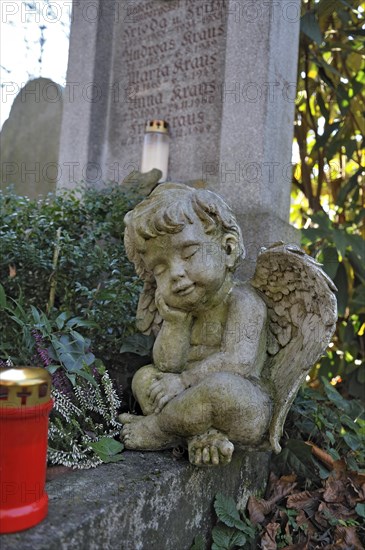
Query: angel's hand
xmin=155 ymin=291 xmax=192 ymax=325
xmin=148 ymin=373 xmax=186 ymax=413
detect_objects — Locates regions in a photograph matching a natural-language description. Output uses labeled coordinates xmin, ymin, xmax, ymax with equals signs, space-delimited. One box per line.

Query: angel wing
xmin=250 ymin=243 xmax=337 ymax=453
xmin=135 ymin=280 xmax=162 ymax=336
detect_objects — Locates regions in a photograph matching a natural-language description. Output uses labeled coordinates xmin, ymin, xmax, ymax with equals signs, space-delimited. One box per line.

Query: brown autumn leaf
xmin=268 ymin=473 xmax=298 ymax=501
xmin=295 ymin=509 xmax=317 ymax=537
xmin=314 ymin=507 xmax=330 ymax=529
xmin=324 ymin=460 xmax=365 ymax=508
xmin=323 ymin=478 xmax=347 ymax=503
xmin=248 ymin=474 xmax=298 ymax=525
xmin=334 ymin=525 xmax=364 ymax=550
xmin=346 ymin=471 xmax=365 ymax=507
xmin=247 ymin=495 xmax=268 ymax=524
xmin=331 ymin=458 xmax=348 ymax=475
xmin=287 ymin=490 xmax=321 ymax=514
xmin=322 ymin=542 xmax=352 ymax=550
xmin=306 ymin=441 xmax=335 ymax=470
xmin=325 ymin=501 xmax=357 ymax=521
xmin=261 ymin=521 xmax=280 ymax=550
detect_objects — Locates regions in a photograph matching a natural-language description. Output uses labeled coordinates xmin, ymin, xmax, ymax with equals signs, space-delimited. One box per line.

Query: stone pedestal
xmin=1 ymin=450 xmax=270 ymax=550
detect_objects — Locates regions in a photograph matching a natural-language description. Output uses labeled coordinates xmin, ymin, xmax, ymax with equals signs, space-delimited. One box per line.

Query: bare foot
xmin=187 ymin=429 xmax=234 ymax=466
xmin=119 ymin=413 xmax=181 ymax=450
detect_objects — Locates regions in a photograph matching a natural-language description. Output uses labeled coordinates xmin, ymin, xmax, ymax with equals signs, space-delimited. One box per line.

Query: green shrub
xmin=0 ymin=185 xmax=142 ymax=368
xmin=0 ymin=184 xmax=145 ymax=468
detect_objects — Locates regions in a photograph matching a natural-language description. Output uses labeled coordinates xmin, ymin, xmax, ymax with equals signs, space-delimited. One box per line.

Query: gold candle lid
xmin=0 ymin=367 xmax=51 ymax=407
xmin=144 ymin=120 xmax=169 ymax=134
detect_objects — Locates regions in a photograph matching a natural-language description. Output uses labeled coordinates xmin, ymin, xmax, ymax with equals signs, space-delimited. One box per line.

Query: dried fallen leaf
xmin=261 ymin=522 xmax=280 ymax=550
xmin=268 ymin=473 xmax=298 ymax=501
xmin=287 ymin=490 xmax=321 ymax=514
xmin=295 ymin=509 xmax=317 ymax=537
xmin=247 ymin=496 xmax=268 ymax=524
xmin=334 ymin=525 xmax=364 ymax=550
xmin=248 ymin=474 xmax=298 ymax=525
xmin=323 ymin=478 xmax=347 ymax=503
xmin=306 ymin=441 xmax=335 ymax=470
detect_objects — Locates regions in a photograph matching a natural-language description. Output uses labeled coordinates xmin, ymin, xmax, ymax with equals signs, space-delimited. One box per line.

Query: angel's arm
xmin=152 ymin=294 xmax=193 ymax=373
xmin=181 ymin=286 xmax=267 ymax=388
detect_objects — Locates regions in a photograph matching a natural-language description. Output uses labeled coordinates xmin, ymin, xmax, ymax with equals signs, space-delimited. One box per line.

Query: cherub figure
xmin=120 ymin=183 xmax=337 ymax=466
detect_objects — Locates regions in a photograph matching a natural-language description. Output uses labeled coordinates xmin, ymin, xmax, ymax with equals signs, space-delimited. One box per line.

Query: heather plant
xmin=0 ymin=287 xmax=124 ymax=468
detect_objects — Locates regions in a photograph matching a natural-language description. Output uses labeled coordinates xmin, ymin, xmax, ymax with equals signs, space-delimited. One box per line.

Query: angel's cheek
xmin=154 ymin=276 xmax=169 ymax=299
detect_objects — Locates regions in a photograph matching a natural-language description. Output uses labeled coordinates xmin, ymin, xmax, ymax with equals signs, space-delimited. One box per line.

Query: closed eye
xmin=182 ymin=245 xmax=200 ymax=260
xmin=153 ymin=264 xmax=166 ymax=276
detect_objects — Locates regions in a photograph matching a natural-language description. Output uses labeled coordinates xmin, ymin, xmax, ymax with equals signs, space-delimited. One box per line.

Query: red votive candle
xmin=0 ymin=367 xmax=52 ymax=533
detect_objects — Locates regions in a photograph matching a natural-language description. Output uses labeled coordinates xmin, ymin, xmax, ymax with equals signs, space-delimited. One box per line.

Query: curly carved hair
xmin=124 ymin=183 xmax=245 ymax=280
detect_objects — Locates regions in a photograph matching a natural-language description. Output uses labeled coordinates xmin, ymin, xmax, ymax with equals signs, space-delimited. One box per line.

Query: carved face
xmin=142 ymin=219 xmax=234 ymax=312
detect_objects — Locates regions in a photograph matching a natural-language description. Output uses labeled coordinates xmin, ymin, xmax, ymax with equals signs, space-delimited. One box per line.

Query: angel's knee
xmin=200 ymin=374 xmax=272 ymax=444
xmin=132 ymin=364 xmax=160 ymax=415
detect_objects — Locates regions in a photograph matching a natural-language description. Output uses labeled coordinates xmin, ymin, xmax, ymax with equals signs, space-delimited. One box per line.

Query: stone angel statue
xmin=119 ymin=183 xmax=337 ymax=466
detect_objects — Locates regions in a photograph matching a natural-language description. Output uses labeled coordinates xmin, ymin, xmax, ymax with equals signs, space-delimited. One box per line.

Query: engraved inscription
xmin=119 ymin=0 xmax=227 ymax=146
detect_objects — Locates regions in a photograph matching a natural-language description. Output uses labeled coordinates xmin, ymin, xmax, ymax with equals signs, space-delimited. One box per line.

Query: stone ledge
xmin=1 ymin=450 xmax=270 ymax=550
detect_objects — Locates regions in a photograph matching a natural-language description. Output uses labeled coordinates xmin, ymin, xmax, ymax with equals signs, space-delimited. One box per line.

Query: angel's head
xmin=124 ymin=183 xmax=245 ymax=309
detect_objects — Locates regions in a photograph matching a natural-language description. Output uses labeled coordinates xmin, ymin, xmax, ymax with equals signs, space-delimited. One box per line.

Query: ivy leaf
xmin=46 ymin=364 xmax=59 ymax=374
xmin=66 ymin=317 xmax=98 ymax=329
xmin=346 ymin=234 xmax=365 ymax=263
xmin=89 ymin=437 xmax=124 ymax=463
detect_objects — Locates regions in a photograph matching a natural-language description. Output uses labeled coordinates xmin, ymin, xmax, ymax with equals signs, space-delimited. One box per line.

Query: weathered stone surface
xmin=0 ymin=78 xmax=63 ymax=198
xmin=1 ymin=450 xmax=270 ymax=550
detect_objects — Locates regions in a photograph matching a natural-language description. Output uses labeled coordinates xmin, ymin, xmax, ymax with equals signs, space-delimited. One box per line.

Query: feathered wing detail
xmin=124 ymin=223 xmax=162 ymax=337
xmin=250 ymin=243 xmax=337 ymax=453
xmin=135 ymin=280 xmax=162 ymax=336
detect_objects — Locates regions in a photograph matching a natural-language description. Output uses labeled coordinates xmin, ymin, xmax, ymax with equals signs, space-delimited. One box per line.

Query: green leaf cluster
xmin=274 ymin=380 xmax=365 ymax=482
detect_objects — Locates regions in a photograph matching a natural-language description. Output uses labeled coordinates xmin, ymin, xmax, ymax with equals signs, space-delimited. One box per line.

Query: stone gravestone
xmin=58 ymin=0 xmax=300 ymax=275
xmin=1 ymin=78 xmax=63 ymax=198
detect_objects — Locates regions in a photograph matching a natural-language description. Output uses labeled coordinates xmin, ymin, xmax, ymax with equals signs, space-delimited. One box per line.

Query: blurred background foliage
xmin=291 ymin=0 xmax=364 ymax=401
